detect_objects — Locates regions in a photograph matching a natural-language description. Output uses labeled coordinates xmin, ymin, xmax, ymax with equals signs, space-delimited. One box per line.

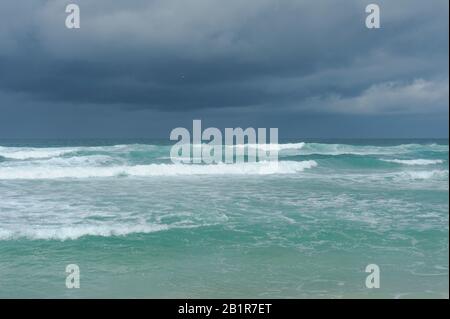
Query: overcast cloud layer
xmin=0 ymin=0 xmax=448 ymax=138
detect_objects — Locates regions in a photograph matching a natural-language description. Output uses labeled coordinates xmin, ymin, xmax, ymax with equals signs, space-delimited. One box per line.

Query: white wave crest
xmin=298 ymin=143 xmax=449 ymax=156
xmin=395 ymin=170 xmax=449 ymax=180
xmin=1 ymin=142 xmax=446 ymax=160
xmin=0 ymin=146 xmax=76 ymax=160
xmin=29 ymin=155 xmax=116 ymax=166
xmin=380 ymin=159 xmax=445 ymax=165
xmin=232 ymin=142 xmax=305 ymax=151
xmin=0 ymin=160 xmax=317 ymax=179
xmin=0 ymin=224 xmax=169 ymax=240
xmin=0 ymin=144 xmax=161 ymax=160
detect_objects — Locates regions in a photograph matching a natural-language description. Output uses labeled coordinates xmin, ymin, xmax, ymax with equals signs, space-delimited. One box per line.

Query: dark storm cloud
xmin=0 ymin=0 xmax=448 ymax=114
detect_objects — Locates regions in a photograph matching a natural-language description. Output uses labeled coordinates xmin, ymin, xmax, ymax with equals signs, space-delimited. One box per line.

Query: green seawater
xmin=0 ymin=139 xmax=448 ymax=298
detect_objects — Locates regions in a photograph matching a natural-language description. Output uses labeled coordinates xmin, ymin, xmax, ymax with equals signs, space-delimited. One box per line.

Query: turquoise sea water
xmin=0 ymin=139 xmax=448 ymax=298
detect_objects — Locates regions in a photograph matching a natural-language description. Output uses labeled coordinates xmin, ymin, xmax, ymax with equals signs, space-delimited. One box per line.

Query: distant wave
xmin=380 ymin=159 xmax=445 ymax=166
xmin=297 ymin=143 xmax=449 ymax=156
xmin=0 ymin=146 xmax=76 ymax=160
xmin=0 ymin=144 xmax=159 ymax=160
xmin=232 ymin=142 xmax=305 ymax=151
xmin=0 ymin=160 xmax=318 ymax=179
xmin=395 ymin=170 xmax=449 ymax=180
xmin=28 ymin=155 xmax=118 ymax=166
xmin=1 ymin=142 xmax=447 ymax=160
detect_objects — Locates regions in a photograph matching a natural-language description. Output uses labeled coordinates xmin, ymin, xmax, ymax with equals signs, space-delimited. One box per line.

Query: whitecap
xmin=0 ymin=160 xmax=318 ymax=179
xmin=380 ymin=159 xmax=445 ymax=165
xmin=0 ymin=224 xmax=169 ymax=240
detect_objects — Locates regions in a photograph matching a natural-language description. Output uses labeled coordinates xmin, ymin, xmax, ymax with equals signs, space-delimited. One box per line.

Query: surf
xmin=0 ymin=160 xmax=318 ymax=180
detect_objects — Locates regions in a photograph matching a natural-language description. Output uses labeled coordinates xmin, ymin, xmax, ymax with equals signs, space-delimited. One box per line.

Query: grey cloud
xmin=291 ymin=78 xmax=449 ymax=114
xmin=0 ymin=0 xmax=448 ymax=117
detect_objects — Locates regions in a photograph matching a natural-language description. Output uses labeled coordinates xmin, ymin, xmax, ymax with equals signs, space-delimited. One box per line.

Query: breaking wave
xmin=380 ymin=159 xmax=445 ymax=165
xmin=0 ymin=160 xmax=318 ymax=179
xmin=394 ymin=170 xmax=449 ymax=180
xmin=0 ymin=224 xmax=170 ymax=240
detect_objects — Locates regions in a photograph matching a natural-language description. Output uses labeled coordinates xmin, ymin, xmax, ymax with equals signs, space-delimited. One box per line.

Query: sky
xmin=0 ymin=0 xmax=448 ymax=139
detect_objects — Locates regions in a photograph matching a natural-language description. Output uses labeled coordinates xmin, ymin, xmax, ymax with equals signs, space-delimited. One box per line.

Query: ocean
xmin=0 ymin=138 xmax=448 ymax=298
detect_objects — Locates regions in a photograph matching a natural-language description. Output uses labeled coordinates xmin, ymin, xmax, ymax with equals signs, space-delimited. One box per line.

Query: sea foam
xmin=395 ymin=170 xmax=449 ymax=180
xmin=0 ymin=224 xmax=169 ymax=240
xmin=380 ymin=159 xmax=445 ymax=165
xmin=0 ymin=160 xmax=318 ymax=179
xmin=0 ymin=146 xmax=76 ymax=160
